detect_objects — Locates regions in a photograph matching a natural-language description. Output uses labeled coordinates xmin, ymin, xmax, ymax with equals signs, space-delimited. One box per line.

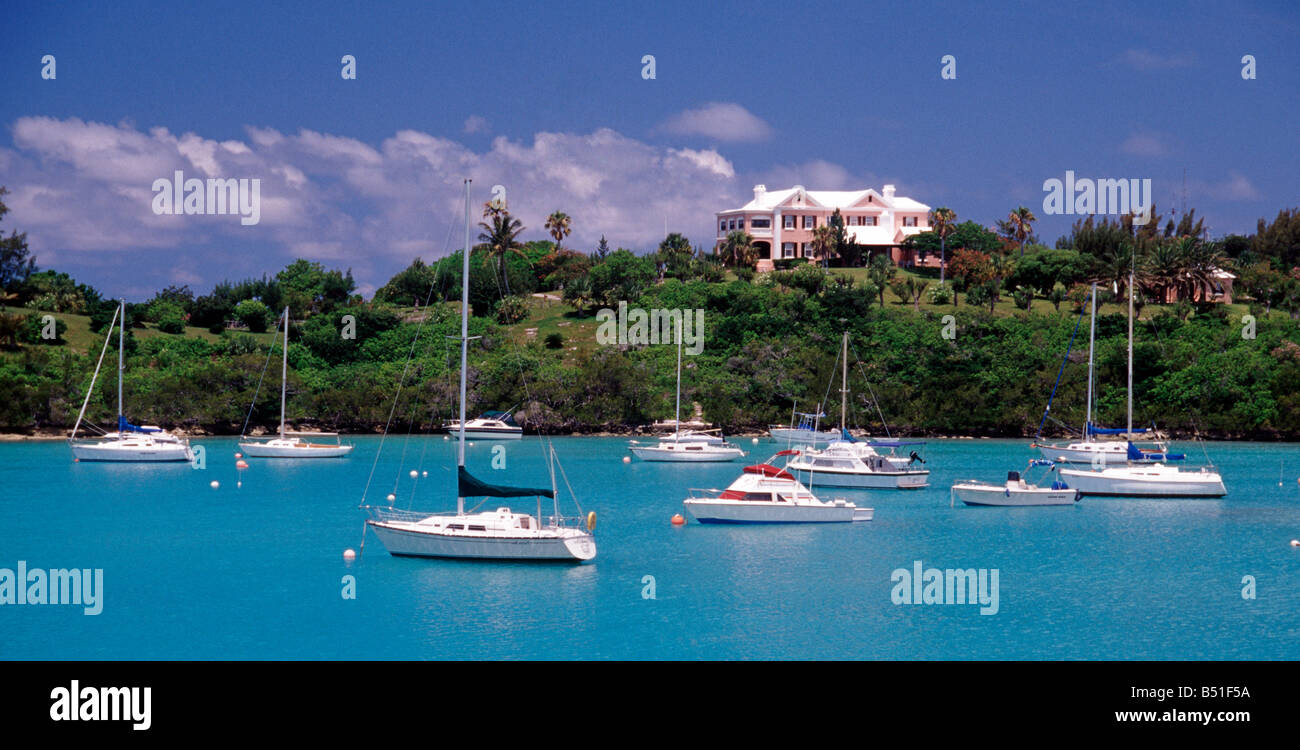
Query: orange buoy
xmin=236 ymin=460 xmax=249 ymax=469
xmin=671 ymin=513 xmax=686 ymax=526
xmin=235 ymin=452 xmax=243 ymax=459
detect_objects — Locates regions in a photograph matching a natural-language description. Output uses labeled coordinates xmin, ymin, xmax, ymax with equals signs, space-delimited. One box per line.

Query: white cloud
xmin=1117 ymin=49 xmax=1194 ymax=70
xmin=1120 ymin=132 xmax=1168 ymax=157
xmin=463 ymin=115 xmax=489 ymax=134
xmin=659 ymin=102 xmax=773 ymax=142
xmin=0 ymin=117 xmax=747 ymax=288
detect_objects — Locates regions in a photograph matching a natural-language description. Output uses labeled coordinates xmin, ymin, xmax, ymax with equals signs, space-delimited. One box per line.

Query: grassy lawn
xmin=0 ymin=305 xmax=277 ymax=355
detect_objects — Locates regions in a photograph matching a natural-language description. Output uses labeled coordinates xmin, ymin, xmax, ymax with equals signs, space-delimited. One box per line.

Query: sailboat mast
xmin=1085 ymin=282 xmax=1096 ymax=441
xmin=673 ymin=321 xmax=682 ymax=440
xmin=457 ymin=179 xmax=471 ymax=516
xmin=1126 ymin=269 xmax=1134 ymax=438
xmin=117 ymin=299 xmax=124 ymax=422
xmin=280 ymin=306 xmax=289 ymax=437
xmin=840 ymin=331 xmax=848 ymax=433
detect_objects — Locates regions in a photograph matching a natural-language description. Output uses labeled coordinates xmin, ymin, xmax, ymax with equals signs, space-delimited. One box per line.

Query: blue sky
xmin=2 ymin=0 xmax=1296 ymax=299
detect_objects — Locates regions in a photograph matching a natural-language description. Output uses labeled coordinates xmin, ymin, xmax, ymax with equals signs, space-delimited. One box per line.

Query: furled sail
xmin=457 ymin=467 xmax=554 ymax=499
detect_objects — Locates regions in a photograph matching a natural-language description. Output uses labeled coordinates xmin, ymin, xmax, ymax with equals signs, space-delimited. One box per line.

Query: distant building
xmin=1161 ymin=268 xmax=1235 ymax=304
xmin=715 ymin=184 xmax=931 ymax=271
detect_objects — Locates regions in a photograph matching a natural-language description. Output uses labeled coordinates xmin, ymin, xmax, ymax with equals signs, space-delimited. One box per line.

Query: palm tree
xmin=1144 ymin=238 xmax=1189 ymax=303
xmin=718 ymin=231 xmax=757 ymax=269
xmin=1008 ymin=206 xmax=1037 ymax=257
xmin=868 ymin=253 xmax=895 ymax=307
xmin=809 ymin=225 xmax=836 ymax=267
xmin=478 ymin=208 xmax=528 ymax=294
xmin=929 ymin=207 xmax=956 ymax=284
xmin=544 ymin=211 xmax=572 ymax=253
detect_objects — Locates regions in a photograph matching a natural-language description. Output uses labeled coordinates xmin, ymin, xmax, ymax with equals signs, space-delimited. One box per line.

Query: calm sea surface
xmin=2 ymin=436 xmax=1298 ymax=660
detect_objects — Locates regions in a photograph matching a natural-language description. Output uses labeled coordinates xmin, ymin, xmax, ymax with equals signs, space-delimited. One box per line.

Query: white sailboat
xmin=68 ymin=300 xmax=194 ymax=462
xmin=951 ymin=460 xmax=1079 ymax=506
xmin=363 ymin=179 xmax=596 ymax=562
xmin=629 ymin=325 xmax=744 ymax=462
xmin=239 ymin=307 xmax=353 ymax=459
xmin=1058 ymin=271 xmax=1226 ymax=498
xmin=769 ymin=406 xmax=838 ymax=446
xmin=1035 ymin=282 xmax=1182 ymax=465
xmin=786 ymin=331 xmax=929 ymax=489
xmin=683 ymin=450 xmax=873 ymax=523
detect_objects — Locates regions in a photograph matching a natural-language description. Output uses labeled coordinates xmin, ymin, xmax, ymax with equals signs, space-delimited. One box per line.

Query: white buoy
xmin=622 ymin=456 xmax=631 ymax=464
xmin=752 ymin=437 xmax=759 ymax=444
xmin=386 ymin=493 xmax=396 ymax=502
xmin=422 ymin=471 xmax=428 ymax=477
xmin=443 ymin=435 xmax=449 ymax=441
xmin=1291 ymin=539 xmax=1300 ymax=548
xmin=210 ymin=480 xmax=219 ymax=489
xmin=237 ymin=481 xmax=242 ymax=489
xmin=409 ymin=470 xmax=418 ymax=478
xmin=343 ymin=549 xmax=356 ymax=561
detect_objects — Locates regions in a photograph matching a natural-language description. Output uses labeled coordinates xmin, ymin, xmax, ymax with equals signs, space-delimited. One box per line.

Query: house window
xmin=903 ymin=216 xmax=917 ymax=227
xmin=864 ymin=216 xmax=877 ymax=226
xmin=784 ymin=215 xmax=796 ymax=229
xmin=751 ymin=218 xmax=770 ymax=229
xmin=719 ymin=221 xmax=727 ymax=233
xmin=803 ymin=215 xmax=816 ymax=229
xmin=782 ymin=242 xmax=796 ymax=258
xmin=736 ymin=217 xmax=745 ymax=230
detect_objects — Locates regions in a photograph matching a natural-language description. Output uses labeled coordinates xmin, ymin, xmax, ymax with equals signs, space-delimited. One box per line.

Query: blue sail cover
xmin=457 ymin=467 xmax=554 ymax=499
xmin=117 ymin=415 xmax=160 ymax=433
xmin=840 ymin=428 xmax=857 ymax=443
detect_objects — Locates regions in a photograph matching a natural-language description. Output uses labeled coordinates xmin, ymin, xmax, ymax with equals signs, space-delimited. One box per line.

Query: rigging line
xmin=238 ymin=309 xmax=282 ymax=440
xmin=71 ymin=302 xmax=120 ymax=439
xmin=360 ymin=205 xmax=459 ymax=507
xmin=1035 ymin=290 xmax=1090 ymax=439
xmin=848 ymin=342 xmax=893 ymax=438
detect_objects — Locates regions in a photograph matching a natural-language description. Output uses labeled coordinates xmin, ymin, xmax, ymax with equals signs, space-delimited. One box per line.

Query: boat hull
xmin=769 ymin=428 xmax=838 ymax=446
xmin=452 ymin=429 xmax=522 ymax=440
xmin=70 ymin=441 xmax=193 ymax=462
xmin=1057 ymin=467 xmax=1226 ymax=497
xmin=367 ymin=521 xmax=595 ymax=561
xmin=239 ymin=441 xmax=353 ymax=458
xmin=629 ymin=445 xmax=743 ymax=462
xmin=791 ymin=467 xmax=929 ymax=489
xmin=683 ymin=499 xmax=871 ymax=523
xmin=952 ymin=484 xmax=1079 ymax=506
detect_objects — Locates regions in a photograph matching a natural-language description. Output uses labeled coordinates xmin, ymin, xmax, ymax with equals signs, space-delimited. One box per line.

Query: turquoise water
xmin=2 ymin=436 xmax=1298 ymax=660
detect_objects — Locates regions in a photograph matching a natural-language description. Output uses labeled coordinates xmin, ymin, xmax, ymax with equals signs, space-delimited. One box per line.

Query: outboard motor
xmin=909 ymin=450 xmax=925 ymax=465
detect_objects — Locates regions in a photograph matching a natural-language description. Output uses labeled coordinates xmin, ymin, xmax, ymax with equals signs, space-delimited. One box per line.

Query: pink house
xmin=714 ymin=184 xmax=931 ymax=271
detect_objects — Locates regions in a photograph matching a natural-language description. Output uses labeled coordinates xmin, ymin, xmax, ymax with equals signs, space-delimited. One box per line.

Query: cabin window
xmin=447 ymin=524 xmax=465 ymax=530
xmin=467 ymin=524 xmax=486 ymax=531
xmin=519 ymin=518 xmax=530 ymax=529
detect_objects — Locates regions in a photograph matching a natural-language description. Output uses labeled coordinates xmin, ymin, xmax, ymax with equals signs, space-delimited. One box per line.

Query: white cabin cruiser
xmin=630 ymin=326 xmax=743 ymax=462
xmin=683 ymin=450 xmax=872 ymax=523
xmin=441 ymin=410 xmax=523 ymax=439
xmin=788 ymin=438 xmax=929 ymax=489
xmin=1058 ymin=449 xmax=1226 ymax=497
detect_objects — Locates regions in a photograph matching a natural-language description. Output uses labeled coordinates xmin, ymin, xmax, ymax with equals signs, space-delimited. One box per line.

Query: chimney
xmin=883 ymin=184 xmax=896 ymax=201
xmin=753 ymin=184 xmax=766 ymax=203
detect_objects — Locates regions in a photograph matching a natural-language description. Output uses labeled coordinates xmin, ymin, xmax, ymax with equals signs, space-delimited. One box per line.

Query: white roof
xmin=737 ymin=186 xmax=929 ymax=214
xmin=846 ymin=225 xmax=898 ymax=245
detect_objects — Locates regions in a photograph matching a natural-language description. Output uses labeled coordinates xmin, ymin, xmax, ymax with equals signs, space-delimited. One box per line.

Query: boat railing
xmin=361 ymin=506 xmax=438 ymax=523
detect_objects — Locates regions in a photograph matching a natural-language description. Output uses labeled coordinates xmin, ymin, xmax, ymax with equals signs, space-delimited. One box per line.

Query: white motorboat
xmin=363 ymin=179 xmax=595 ymax=562
xmin=789 ymin=440 xmax=929 ymax=489
xmin=683 ymin=450 xmax=872 ymax=523
xmin=769 ymin=419 xmax=839 ymax=446
xmin=67 ymin=300 xmax=194 ymax=463
xmin=239 ymin=307 xmax=353 ymax=459
xmin=784 ymin=332 xmax=929 ymax=489
xmin=630 ymin=324 xmax=743 ymax=463
xmin=1049 ymin=271 xmax=1227 ymax=498
xmin=951 ymin=461 xmax=1080 ymax=506
xmin=441 ymin=410 xmax=523 ymax=439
